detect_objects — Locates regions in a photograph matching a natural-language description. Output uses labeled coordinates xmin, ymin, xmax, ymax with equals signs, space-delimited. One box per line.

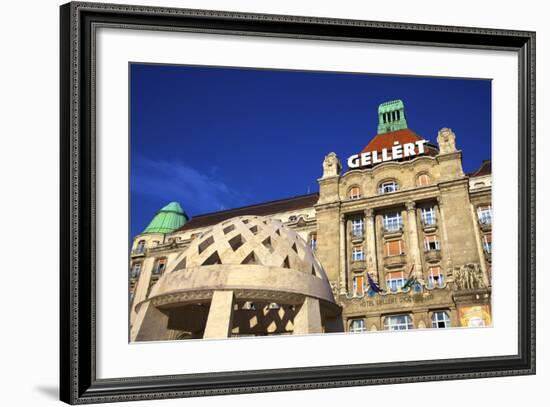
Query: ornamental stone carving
xmin=452 ymin=263 xmax=486 ymax=290
xmin=437 ymin=127 xmax=457 ymax=154
xmin=322 ymin=152 xmax=342 ymax=178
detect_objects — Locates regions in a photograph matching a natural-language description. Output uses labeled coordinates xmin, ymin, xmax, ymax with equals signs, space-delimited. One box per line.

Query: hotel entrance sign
xmin=347 ymin=140 xmax=428 ymax=169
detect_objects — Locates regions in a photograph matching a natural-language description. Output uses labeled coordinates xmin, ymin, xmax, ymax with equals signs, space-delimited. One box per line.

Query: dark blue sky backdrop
xmin=130 ymin=64 xmax=491 ymax=238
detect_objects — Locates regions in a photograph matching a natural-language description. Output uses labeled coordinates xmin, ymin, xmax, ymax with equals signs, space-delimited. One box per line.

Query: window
xmin=432 ymin=311 xmax=451 ymax=328
xmin=308 ymin=233 xmax=317 ymax=252
xmin=349 ymin=319 xmax=366 ymax=333
xmin=477 ymin=205 xmax=492 ymax=226
xmin=135 ymin=240 xmax=146 ymax=254
xmin=352 ymin=246 xmax=365 ymax=261
xmin=351 ymin=218 xmax=364 ymax=238
xmin=483 ymin=233 xmax=492 ymax=254
xmin=424 ymin=235 xmax=440 ymax=251
xmin=153 ymin=257 xmax=167 ymax=275
xmin=383 ymin=212 xmax=403 ymax=231
xmin=384 ymin=314 xmax=413 ymax=330
xmin=378 ymin=180 xmax=399 ymax=194
xmin=384 ymin=240 xmax=404 ymax=256
xmin=352 ymin=275 xmax=366 ymax=296
xmin=417 ymin=173 xmax=431 ymax=186
xmin=349 ymin=186 xmax=361 ymax=200
xmin=427 ymin=266 xmax=444 ymax=288
xmin=421 ymin=207 xmax=437 ymax=226
xmin=130 ymin=263 xmax=142 ymax=279
xmin=386 ymin=271 xmax=405 ymax=292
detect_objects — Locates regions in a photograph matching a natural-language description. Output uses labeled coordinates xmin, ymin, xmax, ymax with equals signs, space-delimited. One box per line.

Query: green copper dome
xmin=143 ymin=202 xmax=188 ymax=234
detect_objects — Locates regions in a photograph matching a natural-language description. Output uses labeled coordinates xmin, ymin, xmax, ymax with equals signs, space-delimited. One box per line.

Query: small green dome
xmin=143 ymin=202 xmax=188 ymax=234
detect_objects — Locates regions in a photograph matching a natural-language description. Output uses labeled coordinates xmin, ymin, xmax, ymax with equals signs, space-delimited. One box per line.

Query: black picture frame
xmin=60 ymin=2 xmax=536 ymax=404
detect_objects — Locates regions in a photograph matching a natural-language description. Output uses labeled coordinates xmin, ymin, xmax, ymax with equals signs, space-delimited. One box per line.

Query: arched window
xmin=349 ymin=319 xmax=366 ymax=333
xmin=352 ymin=275 xmax=366 ymax=297
xmin=153 ymin=257 xmax=167 ymax=275
xmin=417 ymin=173 xmax=431 ymax=187
xmin=477 ymin=205 xmax=492 ymax=226
xmin=378 ymin=180 xmax=399 ymax=194
xmin=384 ymin=314 xmax=413 ymax=330
xmin=432 ymin=311 xmax=450 ymax=328
xmin=386 ymin=271 xmax=405 ymax=292
xmin=427 ymin=266 xmax=444 ymax=288
xmin=135 ymin=240 xmax=146 ymax=254
xmin=349 ymin=186 xmax=361 ymax=200
xmin=308 ymin=233 xmax=317 ymax=252
xmin=130 ymin=262 xmax=142 ymax=279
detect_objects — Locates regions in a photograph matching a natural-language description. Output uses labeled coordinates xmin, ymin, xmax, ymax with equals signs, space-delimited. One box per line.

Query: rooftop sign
xmin=347 ymin=140 xmax=428 ymax=169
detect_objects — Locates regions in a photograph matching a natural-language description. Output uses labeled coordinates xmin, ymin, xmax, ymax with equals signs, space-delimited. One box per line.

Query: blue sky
xmin=130 ymin=64 xmax=491 ymax=238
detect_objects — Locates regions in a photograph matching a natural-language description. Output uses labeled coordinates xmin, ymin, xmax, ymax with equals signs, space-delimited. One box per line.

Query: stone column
xmin=405 ymin=201 xmax=422 ymax=279
xmin=437 ymin=197 xmax=453 ymax=274
xmin=339 ymin=214 xmax=347 ymax=295
xmin=203 ymin=290 xmax=235 ymax=339
xmin=364 ymin=208 xmax=378 ymax=282
xmin=293 ymin=296 xmax=323 ymax=335
xmin=132 ymin=302 xmax=170 ymax=342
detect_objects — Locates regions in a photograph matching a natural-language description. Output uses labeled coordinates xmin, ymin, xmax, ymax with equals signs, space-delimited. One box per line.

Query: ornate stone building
xmin=129 ymin=100 xmax=492 ymax=341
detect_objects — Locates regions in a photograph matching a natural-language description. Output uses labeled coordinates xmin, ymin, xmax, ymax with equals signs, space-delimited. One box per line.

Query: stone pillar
xmin=364 ymin=208 xmax=378 ymax=282
xmin=132 ymin=302 xmax=169 ymax=342
xmin=405 ymin=201 xmax=422 ymax=279
xmin=437 ymin=197 xmax=453 ymax=275
xmin=414 ymin=309 xmax=429 ymax=329
xmin=293 ymin=296 xmax=323 ymax=335
xmin=203 ymin=290 xmax=235 ymax=339
xmin=339 ymin=214 xmax=347 ymax=295
xmin=449 ymin=308 xmax=459 ymax=327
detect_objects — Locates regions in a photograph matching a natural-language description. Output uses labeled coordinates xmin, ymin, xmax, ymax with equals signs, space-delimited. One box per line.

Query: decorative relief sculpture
xmin=452 ymin=263 xmax=486 ymax=290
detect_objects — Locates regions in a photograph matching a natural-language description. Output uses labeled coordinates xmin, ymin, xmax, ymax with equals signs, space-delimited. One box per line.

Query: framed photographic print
xmin=60 ymin=1 xmax=536 ymax=404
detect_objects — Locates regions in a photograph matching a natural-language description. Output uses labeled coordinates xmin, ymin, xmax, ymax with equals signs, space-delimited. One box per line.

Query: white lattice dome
xmin=172 ymin=216 xmax=326 ymax=279
xmin=144 ymin=215 xmax=337 ymax=308
xmin=132 ymin=215 xmax=342 ymax=341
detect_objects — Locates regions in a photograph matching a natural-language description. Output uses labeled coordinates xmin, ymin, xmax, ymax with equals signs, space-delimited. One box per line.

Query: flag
xmin=367 ymin=272 xmax=384 ymax=293
xmin=402 ymin=264 xmax=416 ymax=290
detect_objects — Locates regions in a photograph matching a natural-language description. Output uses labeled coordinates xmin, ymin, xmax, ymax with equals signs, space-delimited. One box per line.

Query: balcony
xmin=424 ymin=249 xmax=442 ymax=263
xmin=350 ymin=259 xmax=366 ymax=272
xmin=131 ymin=248 xmax=146 ymax=257
xmin=383 ymin=253 xmax=407 ymax=268
xmin=479 ymin=218 xmax=492 ymax=232
xmin=350 ymin=230 xmax=365 ymax=243
xmin=421 ymin=219 xmax=438 ymax=233
xmin=382 ymin=225 xmax=403 ymax=238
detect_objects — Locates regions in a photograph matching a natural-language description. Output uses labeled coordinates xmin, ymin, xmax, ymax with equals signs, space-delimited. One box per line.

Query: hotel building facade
xmin=129 ymin=100 xmax=492 ymax=341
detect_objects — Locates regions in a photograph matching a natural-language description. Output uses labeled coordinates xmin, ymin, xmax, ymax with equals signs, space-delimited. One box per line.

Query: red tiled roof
xmin=469 ymin=160 xmax=492 ymax=177
xmin=361 ymin=128 xmax=425 ymax=154
xmin=176 ymin=193 xmax=319 ymax=232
